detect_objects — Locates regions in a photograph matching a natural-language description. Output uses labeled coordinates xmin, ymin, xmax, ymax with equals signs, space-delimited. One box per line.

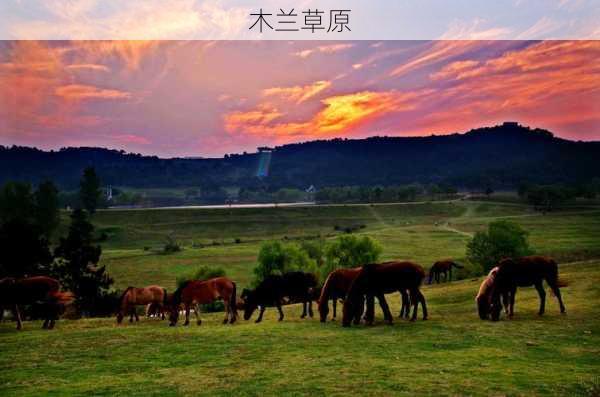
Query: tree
xmin=253 ymin=241 xmax=316 ymax=284
xmin=0 ymin=182 xmax=53 ymax=278
xmin=34 ymin=180 xmax=60 ymax=239
xmin=466 ymin=220 xmax=533 ymax=273
xmin=324 ymin=235 xmax=382 ymax=276
xmin=79 ymin=167 xmax=101 ymax=214
xmin=53 ymin=209 xmax=113 ymax=316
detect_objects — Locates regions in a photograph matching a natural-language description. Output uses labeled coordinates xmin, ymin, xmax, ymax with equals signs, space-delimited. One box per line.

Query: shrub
xmin=176 ymin=265 xmax=227 ymax=288
xmin=163 ymin=235 xmax=182 ymax=254
xmin=466 ymin=220 xmax=533 ymax=273
xmin=323 ymin=235 xmax=382 ymax=278
xmin=253 ymin=241 xmax=316 ymax=284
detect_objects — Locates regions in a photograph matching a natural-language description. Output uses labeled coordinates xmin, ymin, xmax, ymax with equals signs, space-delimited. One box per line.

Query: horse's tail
xmin=451 ymin=261 xmax=464 ymax=269
xmin=49 ymin=291 xmax=75 ymax=305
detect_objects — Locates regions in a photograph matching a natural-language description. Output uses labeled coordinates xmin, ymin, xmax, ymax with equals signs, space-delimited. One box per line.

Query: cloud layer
xmin=1 ymin=40 xmax=598 ymax=157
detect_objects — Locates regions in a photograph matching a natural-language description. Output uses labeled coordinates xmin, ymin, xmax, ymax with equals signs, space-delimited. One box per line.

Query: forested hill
xmin=1 ymin=123 xmax=599 ymax=190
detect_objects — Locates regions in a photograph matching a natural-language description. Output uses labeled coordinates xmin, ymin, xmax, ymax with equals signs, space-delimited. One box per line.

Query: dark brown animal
xmin=318 ymin=267 xmax=411 ymax=323
xmin=0 ymin=276 xmax=73 ymax=330
xmin=241 ymin=272 xmax=318 ymax=323
xmin=169 ymin=277 xmax=237 ymax=326
xmin=488 ymin=256 xmax=566 ymax=321
xmin=117 ymin=285 xmax=168 ymax=324
xmin=342 ymin=261 xmax=428 ymax=327
xmin=428 ymin=260 xmax=464 ymax=284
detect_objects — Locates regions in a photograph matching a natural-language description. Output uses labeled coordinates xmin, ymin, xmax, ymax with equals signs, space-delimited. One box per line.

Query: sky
xmin=1 ymin=40 xmax=599 ymax=158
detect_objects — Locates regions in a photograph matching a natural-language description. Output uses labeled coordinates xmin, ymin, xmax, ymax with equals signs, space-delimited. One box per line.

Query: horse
xmin=0 ymin=276 xmax=73 ymax=330
xmin=488 ymin=256 xmax=566 ymax=321
xmin=117 ymin=285 xmax=168 ymax=324
xmin=428 ymin=260 xmax=464 ymax=284
xmin=241 ymin=271 xmax=318 ymax=323
xmin=475 ymin=267 xmax=510 ymax=320
xmin=318 ymin=267 xmax=361 ymax=322
xmin=342 ymin=261 xmax=428 ymax=327
xmin=169 ymin=277 xmax=237 ymax=326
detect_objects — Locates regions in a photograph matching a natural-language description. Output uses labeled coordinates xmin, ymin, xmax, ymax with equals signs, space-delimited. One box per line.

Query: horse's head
xmin=168 ymin=306 xmax=179 ymax=326
xmin=476 ymin=294 xmax=490 ymax=320
xmin=318 ymin=296 xmax=329 ymax=323
xmin=240 ymin=288 xmax=257 ymax=320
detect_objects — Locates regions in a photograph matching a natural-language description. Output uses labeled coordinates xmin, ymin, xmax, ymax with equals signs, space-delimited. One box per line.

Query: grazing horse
xmin=0 ymin=276 xmax=73 ymax=330
xmin=428 ymin=260 xmax=464 ymax=284
xmin=342 ymin=261 xmax=428 ymax=327
xmin=318 ymin=267 xmax=411 ymax=323
xmin=476 ymin=267 xmax=510 ymax=320
xmin=117 ymin=285 xmax=168 ymax=324
xmin=488 ymin=256 xmax=566 ymax=321
xmin=241 ymin=272 xmax=318 ymax=323
xmin=169 ymin=277 xmax=237 ymax=326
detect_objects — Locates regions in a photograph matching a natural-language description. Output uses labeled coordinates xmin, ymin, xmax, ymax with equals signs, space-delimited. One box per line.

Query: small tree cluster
xmin=253 ymin=235 xmax=382 ymax=284
xmin=466 ymin=220 xmax=533 ymax=273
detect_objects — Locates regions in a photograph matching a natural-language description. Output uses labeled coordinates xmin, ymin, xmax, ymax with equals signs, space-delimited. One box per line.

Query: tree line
xmin=0 ymin=167 xmax=114 ymax=316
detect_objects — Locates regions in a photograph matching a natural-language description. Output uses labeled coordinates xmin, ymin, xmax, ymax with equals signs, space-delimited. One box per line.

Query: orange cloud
xmin=262 ymin=80 xmax=331 ymax=104
xmin=293 ymin=44 xmax=354 ymax=58
xmin=390 ymin=41 xmax=485 ymax=77
xmin=66 ymin=63 xmax=110 ymax=72
xmin=55 ymin=84 xmax=131 ymax=101
xmin=224 ymin=90 xmax=422 ymax=139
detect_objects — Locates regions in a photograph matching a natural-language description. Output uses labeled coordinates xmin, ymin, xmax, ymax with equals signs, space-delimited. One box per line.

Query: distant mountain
xmin=1 ymin=123 xmax=599 ymax=190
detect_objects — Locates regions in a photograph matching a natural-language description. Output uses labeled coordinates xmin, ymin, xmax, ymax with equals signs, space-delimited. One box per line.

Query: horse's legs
xmin=509 ymin=288 xmax=517 ymax=318
xmin=377 ymin=293 xmax=393 ymax=324
xmin=256 ymin=306 xmax=266 ymax=323
xmin=409 ymin=289 xmax=421 ymax=321
xmin=42 ymin=318 xmax=49 ymax=329
xmin=134 ymin=309 xmax=140 ymax=322
xmin=332 ymin=299 xmax=337 ymax=319
xmin=418 ymin=290 xmax=428 ymax=320
xmin=364 ymin=295 xmax=375 ymax=325
xmin=223 ymin=299 xmax=230 ymax=324
xmin=534 ymin=281 xmax=546 ymax=315
xmin=502 ymin=292 xmax=510 ymax=314
xmin=547 ymin=278 xmax=566 ymax=314
xmin=183 ymin=304 xmax=190 ymax=326
xmin=13 ymin=305 xmax=22 ymax=330
xmin=194 ymin=304 xmax=202 ymax=326
xmin=276 ymin=301 xmax=284 ymax=321
xmin=301 ymin=301 xmax=307 ymax=319
xmin=308 ymin=300 xmax=314 ymax=318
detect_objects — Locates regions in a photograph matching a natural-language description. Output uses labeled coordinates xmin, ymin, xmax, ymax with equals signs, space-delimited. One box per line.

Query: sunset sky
xmin=1 ymin=40 xmax=599 ymax=157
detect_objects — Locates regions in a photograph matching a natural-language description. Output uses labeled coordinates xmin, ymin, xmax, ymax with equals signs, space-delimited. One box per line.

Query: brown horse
xmin=342 ymin=261 xmax=427 ymax=327
xmin=0 ymin=276 xmax=73 ymax=330
xmin=169 ymin=277 xmax=237 ymax=326
xmin=428 ymin=260 xmax=464 ymax=284
xmin=475 ymin=267 xmax=510 ymax=320
xmin=488 ymin=256 xmax=566 ymax=321
xmin=318 ymin=267 xmax=411 ymax=323
xmin=117 ymin=285 xmax=168 ymax=324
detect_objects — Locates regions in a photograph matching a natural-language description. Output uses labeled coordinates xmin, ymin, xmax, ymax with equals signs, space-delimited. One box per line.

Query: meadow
xmin=1 ymin=200 xmax=600 ymax=396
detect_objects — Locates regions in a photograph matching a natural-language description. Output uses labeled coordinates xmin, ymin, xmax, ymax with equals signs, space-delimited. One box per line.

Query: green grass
xmin=1 ymin=260 xmax=598 ymax=396
xmin=3 ymin=201 xmax=599 ymax=395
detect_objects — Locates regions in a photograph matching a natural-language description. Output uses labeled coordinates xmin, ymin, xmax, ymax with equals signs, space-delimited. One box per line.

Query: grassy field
xmin=2 ymin=201 xmax=600 ymax=395
xmin=1 ymin=260 xmax=598 ymax=396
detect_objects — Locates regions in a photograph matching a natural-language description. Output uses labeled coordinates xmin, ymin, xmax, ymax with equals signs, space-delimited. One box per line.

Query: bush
xmin=176 ymin=265 xmax=227 ymax=288
xmin=163 ymin=235 xmax=182 ymax=254
xmin=466 ymin=220 xmax=533 ymax=273
xmin=253 ymin=241 xmax=316 ymax=284
xmin=323 ymin=235 xmax=382 ymax=277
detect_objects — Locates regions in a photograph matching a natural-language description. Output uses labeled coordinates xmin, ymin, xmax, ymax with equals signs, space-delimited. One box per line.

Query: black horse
xmin=241 ymin=272 xmax=318 ymax=323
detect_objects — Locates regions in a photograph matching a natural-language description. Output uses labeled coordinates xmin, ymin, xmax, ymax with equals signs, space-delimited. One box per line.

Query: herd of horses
xmin=0 ymin=256 xmax=567 ymax=331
